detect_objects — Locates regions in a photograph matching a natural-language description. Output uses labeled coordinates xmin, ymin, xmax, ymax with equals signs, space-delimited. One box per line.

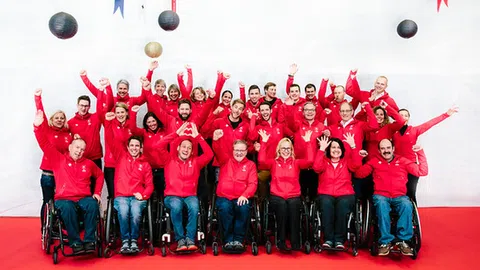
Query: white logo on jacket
xmin=242 ymin=165 xmax=247 ymax=172
xmin=138 ymin=164 xmax=143 ymax=171
xmin=82 ymin=165 xmax=86 ymax=173
xmin=189 ymin=161 xmax=192 ymax=168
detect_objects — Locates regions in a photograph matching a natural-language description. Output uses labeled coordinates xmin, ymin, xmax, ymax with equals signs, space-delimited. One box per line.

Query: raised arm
xmin=239 ymin=82 xmax=246 ymax=102
xmin=33 ymin=111 xmax=62 ymax=160
xmin=193 ymin=91 xmax=216 ymax=126
xmin=384 ymin=102 xmax=406 ymax=133
xmin=146 ymin=60 xmax=158 ymax=82
xmin=212 ymin=71 xmax=228 ymax=104
xmin=195 ymin=134 xmax=214 ymax=169
xmin=257 ymin=130 xmax=274 ymax=169
xmin=247 ymin=114 xmax=260 ymax=142
xmin=414 ymin=106 xmax=457 ymax=137
xmin=285 ymin=63 xmax=297 ymax=95
xmin=406 ymin=149 xmax=428 ymax=177
xmin=177 ymin=65 xmax=193 ymax=99
xmin=79 ymin=70 xmax=100 ymax=98
xmin=34 ymin=89 xmax=49 ymax=122
xmin=317 ymin=78 xmax=329 ymax=108
xmin=212 ymin=130 xmax=230 ymax=166
xmin=128 ymin=106 xmax=145 ymax=136
xmin=362 ymin=102 xmax=380 ymax=131
xmin=312 ymin=136 xmax=329 ymax=173
xmin=104 ymin=112 xmax=125 ymax=161
xmin=296 ymin=131 xmax=314 ymax=169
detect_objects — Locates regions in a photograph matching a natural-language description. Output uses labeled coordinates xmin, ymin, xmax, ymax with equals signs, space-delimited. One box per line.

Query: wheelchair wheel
xmin=53 ymin=249 xmax=58 ymax=264
xmin=200 ymin=241 xmax=207 ymax=254
xmin=147 ymin=243 xmax=155 ymax=256
xmin=265 ymin=241 xmax=272 ymax=254
xmin=104 ymin=247 xmax=113 ymax=258
xmin=252 ymin=242 xmax=258 ymax=256
xmin=104 ymin=200 xmax=113 ymax=245
xmin=305 ymin=241 xmax=311 ymax=254
xmin=212 ymin=242 xmax=219 ymax=256
xmin=42 ymin=202 xmax=53 ymax=254
xmin=412 ymin=202 xmax=422 ymax=250
xmin=161 ymin=245 xmax=167 ymax=257
xmin=412 ymin=248 xmax=418 ymax=260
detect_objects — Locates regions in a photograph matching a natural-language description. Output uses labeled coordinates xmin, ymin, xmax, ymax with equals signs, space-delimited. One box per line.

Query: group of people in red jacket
xmin=34 ymin=61 xmax=458 ymax=257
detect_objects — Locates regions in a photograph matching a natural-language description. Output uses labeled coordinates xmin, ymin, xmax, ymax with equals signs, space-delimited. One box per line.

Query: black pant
xmin=352 ymin=175 xmax=374 ymax=200
xmin=407 ymin=174 xmax=419 ymax=205
xmin=152 ymin=168 xmax=165 ymax=197
xmin=300 ymin=169 xmax=318 ymax=201
xmin=317 ymin=194 xmax=355 ymax=243
xmin=269 ymin=195 xmax=301 ymax=248
xmin=90 ymin=159 xmax=102 ymax=195
xmin=40 ymin=171 xmax=55 ymax=229
xmin=104 ymin=167 xmax=115 ymax=199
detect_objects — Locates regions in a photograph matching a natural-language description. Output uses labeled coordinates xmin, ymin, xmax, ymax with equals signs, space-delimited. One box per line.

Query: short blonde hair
xmin=190 ymin=87 xmax=207 ymax=101
xmin=115 ymin=102 xmax=129 ymax=120
xmin=275 ymin=138 xmax=295 ymax=159
xmin=48 ymin=110 xmax=68 ymax=129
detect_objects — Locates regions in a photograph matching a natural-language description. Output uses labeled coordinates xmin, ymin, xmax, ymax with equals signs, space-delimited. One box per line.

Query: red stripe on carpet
xmin=0 ymin=208 xmax=478 ymax=269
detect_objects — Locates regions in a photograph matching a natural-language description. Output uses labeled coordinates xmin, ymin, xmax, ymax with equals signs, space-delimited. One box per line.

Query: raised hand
xmin=289 ymin=63 xmax=298 ymax=76
xmin=206 ymin=89 xmax=216 ymax=99
xmin=73 ymin=134 xmax=81 ymax=140
xmin=34 ymin=88 xmax=42 ymax=96
xmin=223 ymin=73 xmax=231 ymax=80
xmin=79 ymin=69 xmax=87 ymax=76
xmin=324 ymin=108 xmax=332 ymax=115
xmin=239 ymin=81 xmax=245 ymax=88
xmin=131 ymin=105 xmax=141 ymax=113
xmin=140 ymin=76 xmax=151 ymax=89
xmin=412 ymin=144 xmax=423 ymax=152
xmin=258 ymin=129 xmax=270 ymax=143
xmin=105 ymin=112 xmax=115 ymax=121
xmin=33 ymin=110 xmax=44 ymax=127
xmin=343 ymin=132 xmax=356 ymax=148
xmin=322 ymin=129 xmax=331 ymax=137
xmin=185 ymin=64 xmax=191 ymax=69
xmin=447 ymin=105 xmax=459 ymax=116
xmin=359 ymin=149 xmax=368 ymax=158
xmin=150 ymin=60 xmax=159 ymax=70
xmin=379 ymin=100 xmax=388 ymax=109
xmin=254 ymin=142 xmax=261 ymax=152
xmin=317 ymin=136 xmax=330 ymax=151
xmin=213 ymin=129 xmax=224 ymax=141
xmin=213 ymin=106 xmax=224 ymax=115
xmin=190 ymin=123 xmax=199 ymax=138
xmin=361 ymin=101 xmax=370 ymax=109
xmin=284 ymin=96 xmax=294 ymax=106
xmin=302 ymin=130 xmax=313 ymax=142
xmin=99 ymin=77 xmax=110 ymax=87
xmin=176 ymin=122 xmax=189 ymax=136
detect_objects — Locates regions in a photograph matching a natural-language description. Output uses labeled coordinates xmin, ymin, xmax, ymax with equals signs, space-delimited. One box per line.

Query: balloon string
xmin=172 ymin=0 xmax=176 ymax=12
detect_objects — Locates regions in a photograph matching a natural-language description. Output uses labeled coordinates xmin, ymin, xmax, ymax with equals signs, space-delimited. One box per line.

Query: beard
xmin=179 ymin=113 xmax=190 ymax=121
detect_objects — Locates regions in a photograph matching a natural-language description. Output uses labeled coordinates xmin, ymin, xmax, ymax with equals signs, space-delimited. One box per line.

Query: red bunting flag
xmin=437 ymin=0 xmax=449 ymax=12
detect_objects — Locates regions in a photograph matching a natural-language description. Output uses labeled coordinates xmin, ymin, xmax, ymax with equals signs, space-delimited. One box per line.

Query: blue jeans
xmin=164 ymin=196 xmax=199 ymax=241
xmin=114 ymin=196 xmax=147 ymax=241
xmin=216 ymin=197 xmax=250 ymax=243
xmin=54 ymin=197 xmax=99 ymax=246
xmin=373 ymin=195 xmax=413 ymax=245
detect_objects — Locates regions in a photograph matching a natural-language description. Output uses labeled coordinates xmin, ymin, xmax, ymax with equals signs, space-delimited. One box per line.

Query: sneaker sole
xmin=401 ymin=251 xmax=414 ymax=256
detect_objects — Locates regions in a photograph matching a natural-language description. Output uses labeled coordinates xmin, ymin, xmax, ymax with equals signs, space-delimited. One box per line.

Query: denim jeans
xmin=114 ymin=196 xmax=147 ymax=241
xmin=40 ymin=172 xmax=55 ymax=228
xmin=317 ymin=194 xmax=355 ymax=243
xmin=373 ymin=195 xmax=413 ymax=245
xmin=164 ymin=196 xmax=199 ymax=241
xmin=54 ymin=197 xmax=99 ymax=246
xmin=216 ymin=197 xmax=250 ymax=243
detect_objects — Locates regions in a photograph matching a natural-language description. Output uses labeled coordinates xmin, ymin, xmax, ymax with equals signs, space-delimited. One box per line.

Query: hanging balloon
xmin=144 ymin=42 xmax=163 ymax=58
xmin=158 ymin=10 xmax=180 ymax=31
xmin=397 ymin=19 xmax=418 ymax=39
xmin=48 ymin=12 xmax=78 ymax=39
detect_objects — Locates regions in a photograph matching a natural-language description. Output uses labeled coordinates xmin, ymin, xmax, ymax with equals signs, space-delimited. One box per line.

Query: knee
xmin=131 ymin=201 xmax=147 ymax=218
xmin=187 ymin=198 xmax=199 ymax=214
xmin=400 ymin=198 xmax=413 ymax=212
xmin=165 ymin=197 xmax=182 ymax=212
xmin=83 ymin=197 xmax=99 ymax=212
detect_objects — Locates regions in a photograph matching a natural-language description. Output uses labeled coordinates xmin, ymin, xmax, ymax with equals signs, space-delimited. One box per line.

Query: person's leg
xmin=129 ymin=198 xmax=147 ymax=252
xmin=406 ymin=174 xmax=419 ymax=205
xmin=334 ymin=195 xmax=355 ymax=246
xmin=216 ymin=197 xmax=234 ymax=245
xmin=77 ymin=197 xmax=99 ymax=246
xmin=54 ymin=200 xmax=82 ymax=250
xmin=113 ymin=197 xmax=131 ymax=242
xmin=392 ymin=196 xmax=413 ymax=241
xmin=103 ymin=167 xmax=115 ymax=199
xmin=300 ymin=170 xmax=318 ymax=202
xmin=287 ymin=197 xmax=302 ymax=249
xmin=164 ymin=196 xmax=186 ymax=242
xmin=152 ymin=168 xmax=165 ymax=199
xmin=90 ymin=159 xmax=102 ymax=194
xmin=269 ymin=195 xmax=288 ymax=248
xmin=185 ymin=196 xmax=200 ymax=250
xmin=40 ymin=173 xmax=55 ymax=229
xmin=232 ymin=198 xmax=251 ymax=247
xmin=317 ymin=194 xmax=335 ymax=245
xmin=257 ymin=170 xmax=270 ymax=204
xmin=372 ymin=194 xmax=394 ymax=255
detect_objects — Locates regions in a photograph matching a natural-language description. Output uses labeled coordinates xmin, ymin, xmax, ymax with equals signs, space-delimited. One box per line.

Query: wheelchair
xmin=103 ymin=197 xmax=155 ymax=257
xmin=263 ymin=196 xmax=312 ymax=254
xmin=311 ymin=198 xmax=361 ymax=256
xmin=368 ymin=197 xmax=422 ymax=260
xmin=157 ymin=196 xmax=208 ymax=256
xmin=207 ymin=183 xmax=262 ymax=256
xmin=42 ymin=199 xmax=103 ymax=264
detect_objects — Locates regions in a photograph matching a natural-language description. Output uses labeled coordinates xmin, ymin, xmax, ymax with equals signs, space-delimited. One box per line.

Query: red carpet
xmin=1 ymin=208 xmax=478 ymax=270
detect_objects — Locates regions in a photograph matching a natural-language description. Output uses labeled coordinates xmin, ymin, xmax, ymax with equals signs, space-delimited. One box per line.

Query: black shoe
xmin=83 ymin=242 xmax=96 ymax=253
xmin=71 ymin=244 xmax=85 ymax=255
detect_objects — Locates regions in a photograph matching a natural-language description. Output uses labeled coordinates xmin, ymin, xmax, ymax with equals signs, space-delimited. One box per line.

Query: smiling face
xmin=193 ymin=88 xmax=205 ymax=101
xmin=379 ymin=139 xmax=394 ymax=162
xmin=77 ymin=99 xmax=90 ymax=116
xmin=155 ymin=80 xmax=166 ymax=95
xmin=399 ymin=109 xmax=410 ymax=124
xmin=334 ymin=86 xmax=346 ymax=102
xmin=266 ymin=85 xmax=276 ymax=99
xmin=169 ymin=88 xmax=180 ymax=101
xmin=278 ymin=140 xmax=292 ymax=159
xmin=115 ymin=106 xmax=128 ymax=123
xmin=178 ymin=103 xmax=191 ymax=121
xmin=51 ymin=111 xmax=66 ymax=128
xmin=222 ymin=92 xmax=232 ymax=106
xmin=230 ymin=102 xmax=245 ymax=120
xmin=374 ymin=77 xmax=388 ymax=94
xmin=69 ymin=139 xmax=86 ymax=161
xmin=305 ymin=86 xmax=316 ymax=100
xmin=128 ymin=139 xmax=142 ymax=158
xmin=259 ymin=104 xmax=271 ymax=121
xmin=374 ymin=107 xmax=385 ymax=124
xmin=117 ymin=82 xmax=129 ymax=98
xmin=340 ymin=102 xmax=353 ymax=122
xmin=303 ymin=103 xmax=316 ymax=121
xmin=146 ymin=116 xmax=158 ymax=131
xmin=177 ymin=140 xmax=193 ymax=161
xmin=289 ymin=86 xmax=300 ymax=102
xmin=249 ymin=88 xmax=260 ymax=104
xmin=329 ymin=141 xmax=342 ymax=160
xmin=233 ymin=142 xmax=248 ymax=162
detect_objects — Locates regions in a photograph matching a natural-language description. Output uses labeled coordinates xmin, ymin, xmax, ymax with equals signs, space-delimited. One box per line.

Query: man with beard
xmin=355 ymin=139 xmax=428 ymax=257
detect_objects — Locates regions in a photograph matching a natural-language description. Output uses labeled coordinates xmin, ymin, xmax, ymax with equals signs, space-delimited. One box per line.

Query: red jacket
xmin=259 ymin=97 xmax=283 ymax=123
xmin=34 ymin=124 xmax=104 ymax=201
xmin=105 ymin=120 xmax=154 ymax=200
xmin=177 ymin=67 xmax=193 ymax=99
xmin=145 ymin=92 xmax=168 ymax=114
xmin=345 ymin=72 xmax=398 ymax=122
xmin=103 ymin=118 xmax=132 ymax=168
xmin=328 ymin=104 xmax=379 ymax=154
xmin=313 ymin=149 xmax=362 ymax=197
xmin=80 ymin=74 xmax=148 ymax=111
xmin=258 ymin=141 xmax=314 ymax=199
xmin=129 ymin=111 xmax=174 ymax=169
xmin=212 ymin=140 xmax=258 ymax=200
xmin=365 ymin=106 xmax=406 ymax=161
xmin=204 ymin=116 xmax=250 ymax=166
xmin=35 ymin=95 xmax=72 ymax=171
xmin=355 ymin=150 xmax=428 ymax=198
xmin=286 ymin=113 xmax=327 ymax=160
xmin=393 ymin=113 xmax=450 ymax=162
xmin=159 ymin=133 xmax=213 ymax=197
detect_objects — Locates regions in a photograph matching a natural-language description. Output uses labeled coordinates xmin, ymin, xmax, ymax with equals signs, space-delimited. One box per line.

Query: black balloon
xmin=49 ymin=12 xmax=78 ymax=39
xmin=158 ymin=10 xmax=180 ymax=31
xmin=397 ymin=19 xmax=418 ymax=39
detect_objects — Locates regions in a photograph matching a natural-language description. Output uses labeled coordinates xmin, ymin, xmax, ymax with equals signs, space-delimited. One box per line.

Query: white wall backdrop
xmin=0 ymin=0 xmax=479 ymax=216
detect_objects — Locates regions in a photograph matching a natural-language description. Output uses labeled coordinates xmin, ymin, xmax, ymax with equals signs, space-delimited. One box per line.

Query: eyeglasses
xmin=280 ymin=147 xmax=292 ymax=151
xmin=340 ymin=109 xmax=352 ymax=113
xmin=303 ymin=109 xmax=315 ymax=112
xmin=234 ymin=149 xmax=247 ymax=153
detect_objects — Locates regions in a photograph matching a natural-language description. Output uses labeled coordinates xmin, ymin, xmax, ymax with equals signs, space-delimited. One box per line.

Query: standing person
xmin=258 ymin=130 xmax=314 ymax=251
xmin=34 ymin=89 xmax=72 ymax=230
xmin=34 ymin=110 xmax=104 ymax=254
xmin=355 ymin=139 xmax=428 ymax=256
xmin=212 ymin=130 xmax=257 ymax=251
xmin=393 ymin=105 xmax=458 ymax=203
xmin=240 ymin=83 xmax=262 ymax=120
xmin=313 ymin=135 xmax=361 ymax=249
xmin=158 ymin=123 xmax=214 ymax=251
xmin=105 ymin=112 xmax=154 ymax=254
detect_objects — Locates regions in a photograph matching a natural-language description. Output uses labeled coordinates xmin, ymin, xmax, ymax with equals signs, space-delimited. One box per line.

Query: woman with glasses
xmin=258 ymin=130 xmax=313 ymax=251
xmin=212 ymin=130 xmax=257 ymax=251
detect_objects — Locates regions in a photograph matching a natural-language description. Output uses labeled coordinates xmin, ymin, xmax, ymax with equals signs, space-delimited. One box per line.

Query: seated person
xmin=212 ymin=130 xmax=257 ymax=251
xmin=355 ymin=139 xmax=428 ymax=256
xmin=257 ymin=130 xmax=314 ymax=251
xmin=157 ymin=123 xmax=213 ymax=251
xmin=33 ymin=110 xmax=104 ymax=254
xmin=105 ymin=112 xmax=154 ymax=254
xmin=313 ymin=135 xmax=361 ymax=249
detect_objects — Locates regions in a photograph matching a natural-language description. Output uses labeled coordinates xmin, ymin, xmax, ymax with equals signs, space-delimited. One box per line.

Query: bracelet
xmin=351 ymin=145 xmax=356 ymax=149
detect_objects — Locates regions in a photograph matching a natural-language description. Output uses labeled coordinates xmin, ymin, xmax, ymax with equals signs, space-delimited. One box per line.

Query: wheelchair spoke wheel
xmin=147 ymin=243 xmax=155 ymax=256
xmin=53 ymin=249 xmax=58 ymax=264
xmin=252 ymin=242 xmax=258 ymax=256
xmin=161 ymin=245 xmax=167 ymax=257
xmin=265 ymin=241 xmax=272 ymax=254
xmin=212 ymin=242 xmax=219 ymax=256
xmin=304 ymin=241 xmax=311 ymax=254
